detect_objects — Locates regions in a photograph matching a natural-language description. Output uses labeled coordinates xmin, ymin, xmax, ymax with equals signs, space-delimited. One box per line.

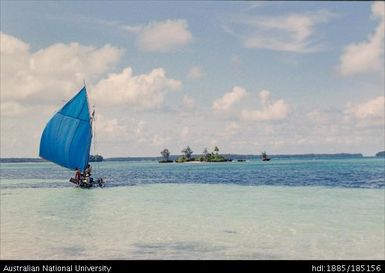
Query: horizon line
xmin=1 ymin=151 xmax=383 ymax=160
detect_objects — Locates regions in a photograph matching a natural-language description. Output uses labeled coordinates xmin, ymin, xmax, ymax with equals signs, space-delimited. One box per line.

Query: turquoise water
xmin=0 ymin=158 xmax=384 ymax=259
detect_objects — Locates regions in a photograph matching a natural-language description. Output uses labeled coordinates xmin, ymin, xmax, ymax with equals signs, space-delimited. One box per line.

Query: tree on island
xmin=181 ymin=146 xmax=193 ymax=160
xmin=160 ymin=148 xmax=171 ymax=162
xmin=210 ymin=146 xmax=227 ymax=162
xmin=199 ymin=146 xmax=231 ymax=162
xmin=203 ymin=148 xmax=210 ymax=161
xmin=176 ymin=145 xmax=232 ymax=163
xmin=176 ymin=146 xmax=195 ymax=163
xmin=261 ymin=151 xmax=270 ymax=161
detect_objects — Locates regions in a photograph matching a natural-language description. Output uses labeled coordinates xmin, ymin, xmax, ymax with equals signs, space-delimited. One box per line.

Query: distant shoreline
xmin=0 ymin=153 xmax=376 ymax=163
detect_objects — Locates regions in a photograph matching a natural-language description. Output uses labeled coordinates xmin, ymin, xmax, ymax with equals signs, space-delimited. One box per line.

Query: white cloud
xmin=224 ymin=122 xmax=240 ymax=137
xmin=95 ymin=114 xmax=128 ymax=135
xmin=344 ymin=96 xmax=384 ymax=121
xmin=338 ymin=2 xmax=385 ymax=76
xmin=372 ymin=1 xmax=385 ymax=20
xmin=124 ymin=19 xmax=192 ymax=52
xmin=259 ymin=89 xmax=270 ymax=104
xmin=241 ymin=100 xmax=290 ymax=121
xmin=187 ymin=65 xmax=205 ymax=80
xmin=180 ymin=126 xmax=190 ymax=138
xmin=151 ymin=135 xmax=168 ymax=146
xmin=1 ymin=32 xmax=30 ymax=54
xmin=0 ymin=32 xmax=123 ymax=106
xmin=225 ymin=10 xmax=333 ymax=53
xmin=241 ymin=90 xmax=290 ymax=121
xmin=1 ymin=102 xmax=28 ymax=117
xmin=212 ymin=86 xmax=247 ymax=112
xmin=182 ymin=95 xmax=196 ymax=109
xmin=123 ymin=25 xmax=142 ymax=33
xmin=135 ymin=120 xmax=146 ymax=136
xmin=91 ymin=67 xmax=182 ymax=109
xmin=306 ymin=109 xmax=329 ymax=125
xmin=0 ymin=32 xmax=124 ymax=120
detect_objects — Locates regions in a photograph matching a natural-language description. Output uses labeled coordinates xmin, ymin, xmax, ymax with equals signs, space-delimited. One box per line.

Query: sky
xmin=1 ymin=1 xmax=384 ymax=157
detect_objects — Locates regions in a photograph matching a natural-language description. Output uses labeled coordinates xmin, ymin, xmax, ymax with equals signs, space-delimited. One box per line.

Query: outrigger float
xmin=69 ymin=177 xmax=105 ymax=188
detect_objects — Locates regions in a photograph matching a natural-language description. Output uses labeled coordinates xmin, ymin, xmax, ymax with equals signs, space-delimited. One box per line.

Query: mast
xmin=92 ymin=104 xmax=96 ymax=156
xmin=83 ymin=80 xmax=93 ymax=168
xmin=84 ymin=80 xmax=97 ymax=163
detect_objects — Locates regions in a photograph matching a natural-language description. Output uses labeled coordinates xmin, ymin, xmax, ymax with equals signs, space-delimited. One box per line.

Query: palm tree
xmin=160 ymin=149 xmax=170 ymax=161
xmin=214 ymin=146 xmax=219 ymax=155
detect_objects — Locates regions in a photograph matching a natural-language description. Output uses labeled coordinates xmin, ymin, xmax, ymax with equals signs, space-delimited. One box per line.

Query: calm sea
xmin=0 ymin=158 xmax=384 ymax=259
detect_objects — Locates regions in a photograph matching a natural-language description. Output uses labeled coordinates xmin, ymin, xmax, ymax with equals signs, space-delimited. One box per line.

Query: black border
xmin=1 ymin=260 xmax=384 ymax=273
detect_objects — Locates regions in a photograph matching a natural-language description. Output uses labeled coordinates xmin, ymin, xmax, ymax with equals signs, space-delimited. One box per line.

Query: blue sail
xmin=39 ymin=87 xmax=92 ymax=171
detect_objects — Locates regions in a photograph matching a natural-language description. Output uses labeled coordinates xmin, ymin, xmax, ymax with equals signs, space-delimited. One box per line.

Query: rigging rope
xmin=92 ymin=104 xmax=98 ymax=173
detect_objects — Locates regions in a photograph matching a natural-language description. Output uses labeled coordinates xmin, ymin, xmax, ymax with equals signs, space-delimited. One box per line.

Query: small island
xmin=159 ymin=149 xmax=173 ymax=163
xmin=261 ymin=151 xmax=271 ymax=161
xmin=89 ymin=154 xmax=104 ymax=162
xmin=197 ymin=146 xmax=232 ymax=162
xmin=157 ymin=146 xmax=233 ymax=163
xmin=175 ymin=146 xmax=195 ymax=163
xmin=375 ymin=151 xmax=385 ymax=157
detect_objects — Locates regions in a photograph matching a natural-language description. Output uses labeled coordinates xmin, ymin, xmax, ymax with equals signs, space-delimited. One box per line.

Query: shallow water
xmin=0 ymin=158 xmax=384 ymax=259
xmin=1 ymin=158 xmax=384 ymax=189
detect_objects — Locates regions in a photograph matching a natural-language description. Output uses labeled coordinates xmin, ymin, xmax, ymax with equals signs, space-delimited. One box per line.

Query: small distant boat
xmin=39 ymin=86 xmax=105 ymax=188
xmin=261 ymin=152 xmax=271 ymax=161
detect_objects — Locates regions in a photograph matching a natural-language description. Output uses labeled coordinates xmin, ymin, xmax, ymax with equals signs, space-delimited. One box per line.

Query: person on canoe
xmin=73 ymin=168 xmax=82 ymax=185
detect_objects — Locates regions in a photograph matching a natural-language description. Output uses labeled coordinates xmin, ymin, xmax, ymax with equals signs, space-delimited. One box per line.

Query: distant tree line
xmin=0 ymin=152 xmax=369 ymax=164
